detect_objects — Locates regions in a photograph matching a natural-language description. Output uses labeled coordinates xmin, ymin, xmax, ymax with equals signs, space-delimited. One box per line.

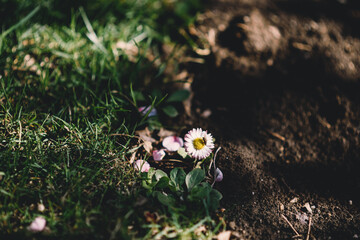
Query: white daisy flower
xmin=184 ymin=128 xmax=214 ymax=160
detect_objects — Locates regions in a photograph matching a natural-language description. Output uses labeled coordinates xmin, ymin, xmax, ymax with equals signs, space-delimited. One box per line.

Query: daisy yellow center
xmin=193 ymin=138 xmax=206 ymax=150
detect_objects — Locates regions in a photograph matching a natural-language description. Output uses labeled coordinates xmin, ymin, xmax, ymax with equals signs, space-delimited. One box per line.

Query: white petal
xmin=133 ymin=160 xmax=150 ymax=172
xmin=28 ymin=216 xmax=46 ymax=232
xmin=162 ymin=136 xmax=184 ymax=151
xmin=152 ymin=149 xmax=166 ymax=161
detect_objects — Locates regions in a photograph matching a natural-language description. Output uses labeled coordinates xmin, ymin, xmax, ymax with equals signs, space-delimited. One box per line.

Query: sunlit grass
xmin=0 ymin=0 xmax=224 ymax=238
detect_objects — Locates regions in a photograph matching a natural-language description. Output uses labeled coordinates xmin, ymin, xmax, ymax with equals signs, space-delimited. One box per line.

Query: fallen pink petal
xmin=215 ymin=168 xmax=223 ymax=182
xmin=162 ymin=136 xmax=184 ymax=151
xmin=138 ymin=106 xmax=157 ymax=117
xmin=152 ymin=149 xmax=166 ymax=161
xmin=133 ymin=160 xmax=151 ymax=172
xmin=28 ymin=216 xmax=46 ymax=233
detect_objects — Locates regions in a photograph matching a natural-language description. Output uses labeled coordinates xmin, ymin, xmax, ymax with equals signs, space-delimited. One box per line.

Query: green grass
xmin=0 ymin=0 xmax=224 ymax=238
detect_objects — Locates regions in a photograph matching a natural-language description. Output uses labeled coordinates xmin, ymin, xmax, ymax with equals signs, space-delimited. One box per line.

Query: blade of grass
xmin=0 ymin=6 xmax=40 ymax=52
xmin=79 ymin=7 xmax=108 ymax=54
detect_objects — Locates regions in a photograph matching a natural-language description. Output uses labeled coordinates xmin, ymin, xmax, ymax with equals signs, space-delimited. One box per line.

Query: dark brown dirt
xmin=187 ymin=0 xmax=360 ymax=239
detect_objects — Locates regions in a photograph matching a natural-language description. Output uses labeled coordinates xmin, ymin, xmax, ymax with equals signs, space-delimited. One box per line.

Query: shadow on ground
xmin=187 ymin=0 xmax=360 ymax=238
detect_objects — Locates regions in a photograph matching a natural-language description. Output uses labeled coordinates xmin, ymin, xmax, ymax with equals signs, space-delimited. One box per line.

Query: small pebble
xmin=218 ymin=24 xmax=226 ymax=31
xmin=201 ymin=109 xmax=212 ymax=118
xmin=229 ymin=221 xmax=236 ymax=229
xmin=279 ymin=203 xmax=284 ymax=211
xmin=243 ymin=16 xmax=250 ymax=23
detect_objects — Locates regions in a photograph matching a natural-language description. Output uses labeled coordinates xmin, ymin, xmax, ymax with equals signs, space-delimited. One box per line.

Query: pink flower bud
xmin=138 ymin=106 xmax=157 ymax=117
xmin=215 ymin=168 xmax=223 ymax=182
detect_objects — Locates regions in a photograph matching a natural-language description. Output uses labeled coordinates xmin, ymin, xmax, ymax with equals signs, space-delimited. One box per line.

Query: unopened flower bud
xmin=215 ymin=168 xmax=223 ymax=182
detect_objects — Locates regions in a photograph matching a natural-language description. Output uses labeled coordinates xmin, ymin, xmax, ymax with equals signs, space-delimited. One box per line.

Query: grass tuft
xmin=0 ymin=0 xmax=225 ymax=238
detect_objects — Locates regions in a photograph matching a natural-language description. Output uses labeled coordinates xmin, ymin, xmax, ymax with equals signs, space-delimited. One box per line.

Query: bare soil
xmin=187 ymin=0 xmax=360 ymax=239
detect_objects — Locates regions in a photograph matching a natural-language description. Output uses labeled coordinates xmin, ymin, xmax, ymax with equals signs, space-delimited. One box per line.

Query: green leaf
xmin=155 ymin=176 xmax=170 ymax=189
xmin=133 ymin=91 xmax=145 ymax=101
xmin=147 ymin=168 xmax=156 ymax=178
xmin=151 ymin=89 xmax=163 ymax=99
xmin=162 ymin=105 xmax=178 ymax=117
xmin=153 ymin=169 xmax=168 ymax=181
xmin=142 ymin=179 xmax=156 ymax=190
xmin=155 ymin=63 xmax=167 ymax=78
xmin=210 ymin=189 xmax=223 ymax=201
xmin=142 ymin=168 xmax=155 ymax=182
xmin=177 ymin=147 xmax=187 ymax=159
xmin=0 ymin=189 xmax=13 ymax=198
xmin=185 ymin=168 xmax=205 ymax=191
xmin=170 ymin=168 xmax=186 ymax=189
xmin=153 ymin=191 xmax=175 ymax=206
xmin=143 ymin=169 xmax=168 ymax=190
xmin=147 ymin=118 xmax=162 ymax=131
xmin=207 ymin=189 xmax=223 ymax=211
xmin=167 ymin=89 xmax=190 ymax=102
xmin=141 ymin=168 xmax=157 ymax=190
xmin=168 ymin=183 xmax=176 ymax=193
xmin=188 ymin=183 xmax=211 ymax=201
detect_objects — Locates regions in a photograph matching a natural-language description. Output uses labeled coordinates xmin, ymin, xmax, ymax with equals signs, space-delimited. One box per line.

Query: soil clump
xmin=188 ymin=0 xmax=360 ymax=238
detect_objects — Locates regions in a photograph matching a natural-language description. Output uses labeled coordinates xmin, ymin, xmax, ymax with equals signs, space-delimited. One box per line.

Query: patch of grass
xmin=0 ymin=0 xmax=224 ymax=238
xmin=0 ymin=111 xmax=136 ymax=237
